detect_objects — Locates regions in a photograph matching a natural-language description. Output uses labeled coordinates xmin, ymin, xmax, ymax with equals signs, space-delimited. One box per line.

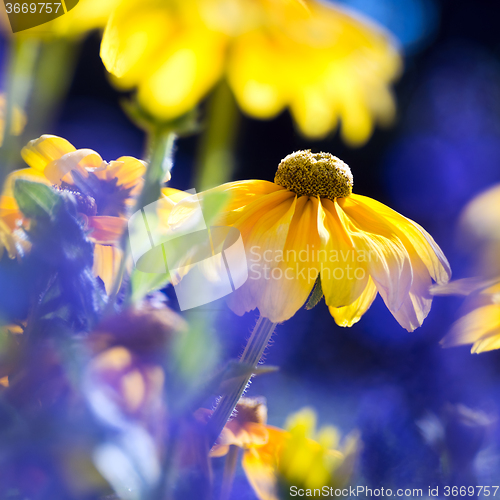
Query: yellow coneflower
xmin=1 ymin=135 xmax=148 ymax=292
xmin=100 ymin=0 xmax=401 ymax=144
xmin=209 ymin=399 xmax=358 ymax=500
xmin=204 ymin=150 xmax=450 ymax=331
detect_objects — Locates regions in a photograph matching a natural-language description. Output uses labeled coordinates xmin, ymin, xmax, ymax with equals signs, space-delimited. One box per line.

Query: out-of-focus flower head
xmin=438 ymin=280 xmax=500 ymax=353
xmin=458 ymin=184 xmax=500 ymax=279
xmin=101 ymin=0 xmax=401 ymax=144
xmin=210 ymin=399 xmax=359 ymax=500
xmin=202 ymin=150 xmax=450 ymax=329
xmin=1 ymin=134 xmax=148 ymax=292
xmin=0 ymin=0 xmax=123 ymax=39
xmin=434 ymin=185 xmax=500 ymax=353
xmin=85 ymin=300 xmax=185 ymax=436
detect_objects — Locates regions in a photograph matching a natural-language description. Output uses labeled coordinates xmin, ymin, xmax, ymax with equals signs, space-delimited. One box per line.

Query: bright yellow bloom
xmin=1 ymin=135 xmax=147 ymax=292
xmin=0 ymin=0 xmax=122 ymax=38
xmin=101 ymin=0 xmax=401 ymax=144
xmin=210 ymin=399 xmax=359 ymax=500
xmin=203 ymin=150 xmax=450 ymax=330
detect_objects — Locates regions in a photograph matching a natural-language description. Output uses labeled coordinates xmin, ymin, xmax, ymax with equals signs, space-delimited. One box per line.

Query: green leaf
xmin=305 ymin=275 xmax=324 ymax=310
xmin=14 ymin=179 xmax=60 ymax=219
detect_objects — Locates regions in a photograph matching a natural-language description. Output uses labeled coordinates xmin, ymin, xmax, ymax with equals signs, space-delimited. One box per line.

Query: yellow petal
xmin=348 ymin=194 xmax=451 ymax=285
xmin=386 ymin=254 xmax=433 ymax=332
xmin=329 ymin=276 xmax=377 ymax=327
xmin=225 ymin=190 xmax=298 ymax=322
xmin=137 ymin=27 xmax=227 ymax=120
xmin=21 ymin=135 xmax=76 ymax=172
xmin=100 ymin=157 xmax=147 ymax=189
xmin=442 ymin=303 xmax=500 ymax=353
xmin=336 ymin=197 xmax=413 ymax=314
xmin=100 ymin=0 xmax=174 ymax=86
xmin=93 ymin=243 xmax=123 ymax=294
xmin=208 ymin=180 xmax=284 ymax=221
xmin=241 ymin=427 xmax=289 ymax=500
xmin=228 ymin=31 xmax=287 ymax=119
xmin=319 ymin=199 xmax=369 ymax=308
xmin=44 ymin=149 xmax=103 ymax=185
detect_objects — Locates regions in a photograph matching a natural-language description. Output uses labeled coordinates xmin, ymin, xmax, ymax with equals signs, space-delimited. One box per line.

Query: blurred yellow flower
xmin=0 ymin=135 xmax=147 ymax=292
xmin=211 ymin=399 xmax=359 ymax=500
xmin=439 ymin=280 xmax=500 ymax=354
xmin=101 ymin=0 xmax=401 ymax=144
xmin=435 ymin=185 xmax=500 ymax=353
xmin=203 ymin=150 xmax=450 ymax=329
xmin=458 ymin=183 xmax=500 ymax=279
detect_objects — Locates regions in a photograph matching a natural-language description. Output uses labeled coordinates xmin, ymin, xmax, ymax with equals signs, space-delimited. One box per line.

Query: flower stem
xmin=208 ymin=315 xmax=277 ymax=447
xmin=194 ymin=78 xmax=239 ymax=190
xmin=220 ymin=445 xmax=239 ymax=500
xmin=0 ymin=37 xmax=41 ymax=191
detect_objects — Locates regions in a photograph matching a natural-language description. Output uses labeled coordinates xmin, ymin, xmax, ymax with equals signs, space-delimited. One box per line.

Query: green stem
xmin=0 ymin=37 xmax=41 ymax=191
xmin=106 ymin=128 xmax=176 ymax=309
xmin=208 ymin=315 xmax=277 ymax=447
xmin=220 ymin=445 xmax=239 ymax=500
xmin=194 ymin=79 xmax=239 ymax=191
xmin=24 ymin=38 xmax=78 ymax=139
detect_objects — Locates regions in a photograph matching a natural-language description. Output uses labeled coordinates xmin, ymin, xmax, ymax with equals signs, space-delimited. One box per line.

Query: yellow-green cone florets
xmin=274 ymin=150 xmax=353 ymax=200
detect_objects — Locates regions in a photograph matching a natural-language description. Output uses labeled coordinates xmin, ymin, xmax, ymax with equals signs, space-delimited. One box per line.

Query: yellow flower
xmin=1 ymin=135 xmax=147 ymax=292
xmin=202 ymin=150 xmax=450 ymax=330
xmin=101 ymin=0 xmax=401 ymax=144
xmin=211 ymin=399 xmax=359 ymax=500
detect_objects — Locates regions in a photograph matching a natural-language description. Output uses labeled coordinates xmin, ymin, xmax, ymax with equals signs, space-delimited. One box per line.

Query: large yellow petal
xmin=335 ymin=197 xmax=413 ymax=314
xmin=348 ymin=194 xmax=451 ymax=285
xmin=386 ymin=252 xmax=433 ymax=332
xmin=100 ymin=0 xmax=174 ymax=87
xmin=319 ymin=199 xmax=369 ymax=308
xmin=329 ymin=276 xmax=377 ymax=327
xmin=228 ymin=31 xmax=288 ymax=120
xmin=21 ymin=135 xmax=76 ymax=172
xmin=250 ymin=196 xmax=322 ymax=322
xmin=225 ymin=190 xmax=297 ymax=321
